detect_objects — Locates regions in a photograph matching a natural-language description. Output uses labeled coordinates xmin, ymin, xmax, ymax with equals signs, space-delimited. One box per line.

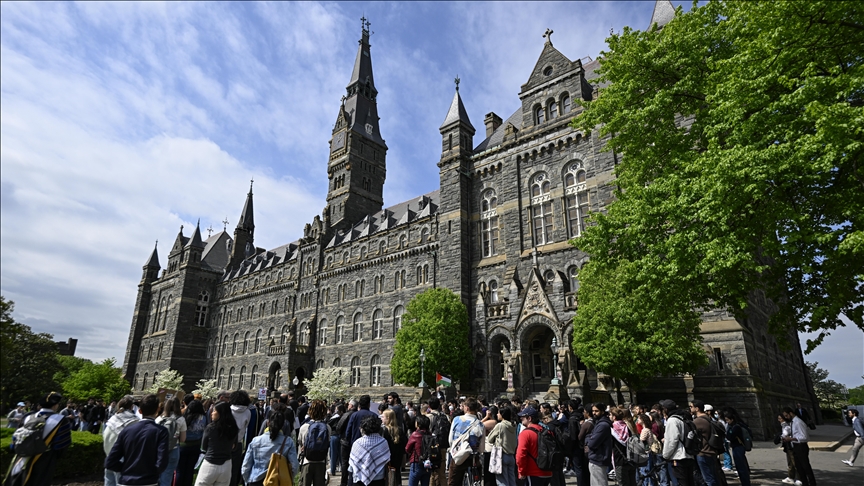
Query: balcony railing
xmin=486 ymin=302 xmax=510 ymax=319
xmin=267 ymin=344 xmax=286 ymax=356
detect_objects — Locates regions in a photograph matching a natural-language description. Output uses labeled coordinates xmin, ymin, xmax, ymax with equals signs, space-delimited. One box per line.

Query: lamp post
xmin=419 ymin=347 xmax=427 ymax=388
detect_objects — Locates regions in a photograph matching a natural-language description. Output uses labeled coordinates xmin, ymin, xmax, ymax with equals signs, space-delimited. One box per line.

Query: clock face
xmin=332 ymin=132 xmax=345 ymax=151
xmin=365 ymin=123 xmax=374 ymax=135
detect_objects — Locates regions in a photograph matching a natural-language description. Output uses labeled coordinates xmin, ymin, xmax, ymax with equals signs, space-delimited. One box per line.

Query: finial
xmin=543 ymin=28 xmax=554 ymax=45
xmin=454 ymin=75 xmax=461 ymax=92
xmin=207 ymin=225 xmax=214 ymax=238
xmin=196 ymin=218 xmax=200 ymax=227
xmin=361 ymin=15 xmax=371 ymax=33
xmin=222 ymin=217 xmax=229 ymax=230
xmin=249 ymin=179 xmax=254 ymax=193
xmin=155 ymin=240 xmax=158 ymax=248
xmin=340 ymin=94 xmax=346 ymax=106
xmin=180 ymin=224 xmax=184 ymax=233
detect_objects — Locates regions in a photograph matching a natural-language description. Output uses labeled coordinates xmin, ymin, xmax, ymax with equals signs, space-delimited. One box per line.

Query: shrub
xmin=820 ymin=408 xmax=841 ymax=420
xmin=1 ymin=429 xmax=105 ymax=479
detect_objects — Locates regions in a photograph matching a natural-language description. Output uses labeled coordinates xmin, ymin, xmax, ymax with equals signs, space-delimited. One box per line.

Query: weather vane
xmin=455 ymin=75 xmax=460 ymax=92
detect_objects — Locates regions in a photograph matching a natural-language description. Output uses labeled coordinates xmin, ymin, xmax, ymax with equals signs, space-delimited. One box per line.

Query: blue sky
xmin=1 ymin=1 xmax=861 ymax=388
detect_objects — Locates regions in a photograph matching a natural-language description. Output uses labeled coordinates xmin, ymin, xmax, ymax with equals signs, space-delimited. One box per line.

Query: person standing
xmin=79 ymin=398 xmax=95 ymax=432
xmin=178 ymin=400 xmax=208 ymax=486
xmin=690 ymin=400 xmax=720 ymax=486
xmin=337 ymin=399 xmax=358 ymax=486
xmin=776 ymin=413 xmax=799 ymax=485
xmin=486 ymin=407 xmax=517 ymax=486
xmin=447 ymin=398 xmax=485 ymax=486
xmin=105 ymin=394 xmax=169 ymax=486
xmin=405 ymin=414 xmax=432 ymax=486
xmin=795 ymin=403 xmax=811 ymax=425
xmin=103 ymin=396 xmax=141 ymax=486
xmin=610 ymin=407 xmax=638 ymax=486
xmin=515 ymin=407 xmax=552 ymax=486
xmin=585 ymin=403 xmax=612 ymax=486
xmin=298 ymin=400 xmax=332 ymax=486
xmin=782 ymin=407 xmax=816 ymax=486
xmin=843 ymin=408 xmax=863 ymax=467
xmin=329 ymin=404 xmax=346 ymax=476
xmin=88 ymin=399 xmax=107 ymax=434
xmin=156 ymin=397 xmax=187 ymax=486
xmin=242 ymin=411 xmax=299 ymax=486
xmin=660 ymin=400 xmax=696 ymax=486
xmin=196 ymin=401 xmax=240 ymax=486
xmin=6 ymin=392 xmax=72 ymax=486
xmin=348 ymin=416 xmax=391 ymax=486
xmin=382 ymin=409 xmax=406 ymax=486
xmin=229 ymin=391 xmax=252 ymax=486
xmin=346 ymin=396 xmax=378 ymax=446
xmin=6 ymin=403 xmax=26 ymax=429
xmin=578 ymin=406 xmax=595 ymax=486
xmin=427 ymin=397 xmax=451 ymax=486
xmin=721 ymin=407 xmax=751 ymax=486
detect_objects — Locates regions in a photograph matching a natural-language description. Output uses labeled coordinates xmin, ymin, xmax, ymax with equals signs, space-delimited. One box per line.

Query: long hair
xmin=210 ymin=401 xmax=240 ymax=440
xmin=499 ymin=406 xmax=514 ymax=425
xmin=269 ymin=411 xmax=286 ymax=441
xmin=162 ymin=397 xmax=181 ymax=417
xmin=184 ymin=399 xmax=205 ymax=425
xmin=381 ymin=409 xmax=401 ymax=444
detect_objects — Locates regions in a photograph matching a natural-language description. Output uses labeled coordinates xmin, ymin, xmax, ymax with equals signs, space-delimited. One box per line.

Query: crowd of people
xmin=3 ymin=389 xmax=837 ymax=486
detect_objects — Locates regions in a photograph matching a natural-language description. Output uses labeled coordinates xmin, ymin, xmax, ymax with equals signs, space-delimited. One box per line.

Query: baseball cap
xmin=518 ymin=406 xmax=539 ymax=418
xmin=704 ymin=404 xmax=714 ymax=412
xmin=16 ymin=402 xmax=25 ymax=407
xmin=659 ymin=399 xmax=677 ymax=410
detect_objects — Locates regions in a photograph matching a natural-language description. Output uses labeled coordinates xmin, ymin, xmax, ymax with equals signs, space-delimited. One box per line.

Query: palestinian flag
xmin=436 ymin=373 xmax=452 ymax=387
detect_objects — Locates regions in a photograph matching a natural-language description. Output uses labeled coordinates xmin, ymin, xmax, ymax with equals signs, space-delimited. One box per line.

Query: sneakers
xmin=795 ymin=481 xmax=803 ymax=486
xmin=781 ymin=478 xmax=795 ymax=484
xmin=842 ymin=459 xmax=854 ymax=466
xmin=722 ymin=467 xmax=733 ymax=472
xmin=564 ymin=470 xmax=578 ymax=477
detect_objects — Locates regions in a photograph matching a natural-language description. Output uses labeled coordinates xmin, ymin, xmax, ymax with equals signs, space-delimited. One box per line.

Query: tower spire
xmin=144 ymin=241 xmax=160 ymax=268
xmin=237 ymin=180 xmax=254 ymax=234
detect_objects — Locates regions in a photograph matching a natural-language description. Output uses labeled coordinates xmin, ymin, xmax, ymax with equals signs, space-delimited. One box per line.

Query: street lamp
xmin=419 ymin=347 xmax=427 ymax=388
xmin=550 ymin=337 xmax=559 ymax=354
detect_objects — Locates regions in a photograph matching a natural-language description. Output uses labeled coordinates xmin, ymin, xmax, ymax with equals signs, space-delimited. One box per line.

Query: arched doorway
xmin=488 ymin=333 xmax=511 ymax=396
xmin=519 ymin=324 xmax=557 ymax=396
xmin=267 ymin=362 xmax=282 ymax=391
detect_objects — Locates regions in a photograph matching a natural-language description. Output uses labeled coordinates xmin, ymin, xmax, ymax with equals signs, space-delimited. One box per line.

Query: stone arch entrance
xmin=513 ymin=315 xmax=565 ymax=400
xmin=487 ymin=328 xmax=512 ymax=397
xmin=267 ymin=361 xmax=282 ymax=391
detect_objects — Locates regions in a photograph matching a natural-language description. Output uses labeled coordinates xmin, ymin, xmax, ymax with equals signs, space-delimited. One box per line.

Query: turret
xmin=142 ymin=242 xmax=160 ymax=281
xmin=230 ymin=181 xmax=255 ymax=268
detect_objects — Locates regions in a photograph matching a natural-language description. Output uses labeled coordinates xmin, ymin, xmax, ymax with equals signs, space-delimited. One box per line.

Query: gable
xmin=521 ymin=42 xmax=578 ymax=93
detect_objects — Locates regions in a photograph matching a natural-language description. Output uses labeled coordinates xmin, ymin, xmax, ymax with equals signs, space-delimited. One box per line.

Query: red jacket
xmin=515 ymin=424 xmax=552 ymax=478
xmin=405 ymin=430 xmax=426 ymax=463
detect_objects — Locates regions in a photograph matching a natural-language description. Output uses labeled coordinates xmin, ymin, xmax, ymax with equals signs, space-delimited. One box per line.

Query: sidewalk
xmin=805 ymin=423 xmax=854 ymax=451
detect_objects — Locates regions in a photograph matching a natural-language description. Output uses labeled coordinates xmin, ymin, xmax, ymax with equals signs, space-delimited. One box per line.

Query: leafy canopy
xmin=391 ymin=288 xmax=472 ymax=387
xmin=58 ymin=358 xmax=131 ymax=403
xmin=570 ymin=0 xmax=863 ymax=386
xmin=192 ymin=378 xmax=219 ymax=401
xmin=147 ymin=368 xmax=184 ymax=394
xmin=806 ymin=361 xmax=849 ymax=410
xmin=306 ymin=367 xmax=349 ymax=403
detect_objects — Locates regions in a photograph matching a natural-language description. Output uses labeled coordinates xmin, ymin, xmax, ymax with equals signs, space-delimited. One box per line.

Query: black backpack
xmin=12 ymin=413 xmax=60 ymax=457
xmin=675 ymin=416 xmax=702 ymax=457
xmin=696 ymin=416 xmax=725 ymax=452
xmin=420 ymin=432 xmax=442 ymax=467
xmin=528 ymin=426 xmax=565 ymax=471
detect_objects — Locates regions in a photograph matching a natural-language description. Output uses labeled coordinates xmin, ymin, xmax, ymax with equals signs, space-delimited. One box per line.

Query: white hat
xmin=704 ymin=404 xmax=714 ymax=411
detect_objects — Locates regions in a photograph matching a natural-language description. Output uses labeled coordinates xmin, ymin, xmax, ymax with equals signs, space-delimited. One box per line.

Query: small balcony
xmin=486 ymin=302 xmax=510 ymax=319
xmin=267 ymin=344 xmax=286 ymax=356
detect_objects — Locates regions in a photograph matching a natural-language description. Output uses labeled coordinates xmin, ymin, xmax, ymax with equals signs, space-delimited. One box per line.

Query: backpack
xmin=625 ymin=436 xmax=649 ymax=466
xmin=303 ymin=421 xmax=330 ymax=461
xmin=12 ymin=413 xmax=60 ymax=457
xmin=420 ymin=432 xmax=442 ymax=467
xmin=528 ymin=426 xmax=565 ymax=471
xmin=158 ymin=416 xmax=179 ymax=450
xmin=429 ymin=412 xmax=450 ymax=439
xmin=698 ymin=417 xmax=726 ymax=452
xmin=739 ymin=425 xmax=753 ymax=452
xmin=674 ymin=416 xmax=702 ymax=458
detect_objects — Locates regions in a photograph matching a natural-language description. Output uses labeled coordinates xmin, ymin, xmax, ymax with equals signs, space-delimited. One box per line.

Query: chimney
xmin=484 ymin=112 xmax=503 ymax=138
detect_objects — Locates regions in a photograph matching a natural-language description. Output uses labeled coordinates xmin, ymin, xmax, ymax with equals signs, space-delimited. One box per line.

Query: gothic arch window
xmin=480 ymin=189 xmax=500 ymax=257
xmin=228 ymin=367 xmax=235 ymax=389
xmin=142 ymin=373 xmax=148 ymax=391
xmin=544 ymin=270 xmax=555 ymax=287
xmin=148 ymin=302 xmax=156 ymax=334
xmin=243 ymin=331 xmax=250 ymax=354
xmin=489 ymin=280 xmax=499 ymax=304
xmin=360 ymin=247 xmax=368 ymax=259
xmin=217 ymin=368 xmax=224 ymax=388
xmin=299 ymin=323 xmax=309 ymax=346
xmin=564 ymin=162 xmax=589 ymax=237
xmin=371 ymin=355 xmax=382 ymax=386
xmin=561 ymin=93 xmax=571 ymax=114
xmin=239 ymin=366 xmax=246 ymax=390
xmin=342 ymin=252 xmax=348 ymax=264
xmin=534 ymin=105 xmax=545 ymax=125
xmin=281 ymin=325 xmax=289 ymax=345
xmin=336 ymin=316 xmax=345 ymax=344
xmin=318 ymin=318 xmax=328 ymax=346
xmin=568 ymin=266 xmax=579 ymax=292
xmin=548 ymin=98 xmax=558 ymax=119
xmin=351 ymin=357 xmax=361 ymax=386
xmin=156 ymin=342 xmax=164 ymax=360
xmin=221 ymin=334 xmax=228 ymax=356
xmin=378 ymin=240 xmax=386 ymax=254
xmin=250 ymin=365 xmax=258 ymax=388
xmin=133 ymin=374 xmax=139 ymax=390
xmin=393 ymin=305 xmax=404 ymax=335
xmin=530 ymin=172 xmax=554 ymax=245
xmin=399 ymin=235 xmax=407 ymax=249
xmin=255 ymin=329 xmax=262 ymax=353
xmin=420 ymin=228 xmax=429 ymax=244
xmin=373 ymin=309 xmax=384 ymax=339
xmin=232 ymin=333 xmax=239 ymax=355
xmin=333 ymin=358 xmax=342 ymax=368
xmin=315 ymin=359 xmax=325 ymax=372
xmin=159 ymin=297 xmax=168 ymax=331
xmin=353 ymin=312 xmax=363 ymax=342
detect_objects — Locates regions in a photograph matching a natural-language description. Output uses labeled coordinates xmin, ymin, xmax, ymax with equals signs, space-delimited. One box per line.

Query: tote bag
xmin=264 ymin=436 xmax=295 ymax=486
xmin=488 ymin=445 xmax=503 ymax=475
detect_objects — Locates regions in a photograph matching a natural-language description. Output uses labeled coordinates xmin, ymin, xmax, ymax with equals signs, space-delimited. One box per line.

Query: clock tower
xmin=325 ymin=17 xmax=388 ymax=233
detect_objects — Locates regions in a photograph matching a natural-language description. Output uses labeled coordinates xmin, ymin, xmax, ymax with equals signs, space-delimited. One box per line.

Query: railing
xmin=294 ymin=344 xmax=309 ymax=354
xmin=267 ymin=344 xmax=286 ymax=356
xmin=486 ymin=302 xmax=510 ymax=319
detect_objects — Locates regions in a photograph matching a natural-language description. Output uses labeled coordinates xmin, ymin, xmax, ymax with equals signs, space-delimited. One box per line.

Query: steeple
xmin=440 ymin=77 xmax=474 ymax=132
xmin=324 ymin=17 xmax=388 ymax=233
xmin=229 ymin=182 xmax=256 ymax=268
xmin=144 ymin=241 xmax=160 ymax=268
xmin=440 ymin=77 xmax=476 ymax=160
xmin=185 ymin=220 xmax=205 ymax=249
xmin=648 ymin=0 xmax=675 ymax=30
xmin=238 ymin=180 xmax=255 ymax=234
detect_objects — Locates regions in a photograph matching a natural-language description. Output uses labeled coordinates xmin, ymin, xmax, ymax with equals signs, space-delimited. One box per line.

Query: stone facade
xmin=122 ymin=8 xmax=817 ymax=440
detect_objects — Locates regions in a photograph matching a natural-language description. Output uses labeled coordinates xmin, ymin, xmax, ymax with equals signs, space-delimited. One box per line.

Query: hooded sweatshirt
xmin=231 ymin=404 xmax=252 ymax=446
xmin=103 ymin=410 xmax=140 ymax=455
xmin=662 ymin=410 xmax=694 ymax=461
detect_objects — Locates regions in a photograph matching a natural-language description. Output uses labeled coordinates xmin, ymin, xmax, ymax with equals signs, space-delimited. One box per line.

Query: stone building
xmin=122 ymin=2 xmax=817 ymax=439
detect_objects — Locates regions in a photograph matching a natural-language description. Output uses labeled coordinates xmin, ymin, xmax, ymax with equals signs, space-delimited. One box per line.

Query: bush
xmin=820 ymin=408 xmax=841 ymax=420
xmin=1 ymin=429 xmax=105 ymax=479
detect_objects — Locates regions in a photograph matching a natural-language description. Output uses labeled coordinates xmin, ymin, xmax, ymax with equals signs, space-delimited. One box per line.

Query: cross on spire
xmin=543 ymin=28 xmax=554 ymax=45
xmin=361 ymin=16 xmax=371 ymax=32
xmin=207 ymin=224 xmax=214 ymax=237
xmin=454 ymin=75 xmax=461 ymax=92
xmin=222 ymin=217 xmax=229 ymax=230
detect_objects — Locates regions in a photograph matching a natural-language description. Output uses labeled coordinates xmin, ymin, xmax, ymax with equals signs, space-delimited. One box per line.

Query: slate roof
xmin=473 ymin=108 xmax=522 ymax=153
xmin=201 ymin=231 xmax=233 ymax=271
xmin=649 ymin=0 xmax=675 ymax=29
xmin=144 ymin=245 xmax=160 ymax=268
xmin=440 ymin=90 xmax=474 ymax=131
xmin=221 ymin=239 xmax=301 ymax=282
xmin=325 ymin=189 xmax=440 ymax=248
xmin=185 ymin=223 xmax=205 ymax=249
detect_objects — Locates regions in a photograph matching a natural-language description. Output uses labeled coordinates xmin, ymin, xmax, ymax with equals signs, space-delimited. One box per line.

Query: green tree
xmin=391 ymin=288 xmax=472 ymax=387
xmin=848 ymin=384 xmax=864 ymax=405
xmin=569 ymin=0 xmax=863 ymax=386
xmin=59 ymin=358 xmax=131 ymax=403
xmin=147 ymin=368 xmax=185 ymax=394
xmin=191 ymin=378 xmax=219 ymax=401
xmin=0 ymin=296 xmax=62 ymax=407
xmin=305 ymin=367 xmax=349 ymax=403
xmin=806 ymin=361 xmax=849 ymax=410
xmin=54 ymin=355 xmax=91 ymax=387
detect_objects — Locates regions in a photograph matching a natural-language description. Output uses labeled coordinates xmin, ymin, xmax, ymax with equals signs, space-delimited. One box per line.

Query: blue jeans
xmin=638 ymin=453 xmax=657 ymax=486
xmin=730 ymin=446 xmax=750 ymax=486
xmin=159 ymin=447 xmax=180 ymax=486
xmin=330 ymin=435 xmax=342 ymax=475
xmin=105 ymin=469 xmax=121 ymax=486
xmin=722 ymin=442 xmax=733 ymax=470
xmin=496 ymin=453 xmax=516 ymax=486
xmin=665 ymin=460 xmax=678 ymax=486
xmin=80 ymin=420 xmax=89 ymax=432
xmin=695 ymin=455 xmax=718 ymax=486
xmin=408 ymin=462 xmax=431 ymax=486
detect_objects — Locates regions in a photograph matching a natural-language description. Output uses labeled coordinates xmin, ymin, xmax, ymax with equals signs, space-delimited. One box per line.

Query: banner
xmin=436 ymin=373 xmax=452 ymax=387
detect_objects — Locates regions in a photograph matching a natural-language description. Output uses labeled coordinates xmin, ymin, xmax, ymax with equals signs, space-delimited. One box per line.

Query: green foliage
xmin=848 ymin=385 xmax=864 ymax=405
xmin=806 ymin=361 xmax=848 ymax=410
xmin=54 ymin=355 xmax=91 ymax=387
xmin=0 ymin=296 xmax=62 ymax=408
xmin=391 ymin=288 xmax=472 ymax=386
xmin=569 ymin=0 xmax=864 ymax=386
xmin=0 ymin=430 xmax=105 ymax=479
xmin=147 ymin=368 xmax=185 ymax=394
xmin=306 ymin=367 xmax=350 ymax=403
xmin=60 ymin=358 xmax=131 ymax=403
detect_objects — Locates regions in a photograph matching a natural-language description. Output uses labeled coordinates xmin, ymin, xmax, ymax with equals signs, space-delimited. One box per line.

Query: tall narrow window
xmin=142 ymin=373 xmax=149 ymax=390
xmin=299 ymin=323 xmax=309 ymax=346
xmin=530 ymin=173 xmax=554 ymax=245
xmin=160 ymin=297 xmax=170 ymax=331
xmin=371 ymin=355 xmax=381 ymax=386
xmin=228 ymin=367 xmax=235 ymax=389
xmin=489 ymin=280 xmax=499 ymax=304
xmin=281 ymin=325 xmax=289 ymax=345
xmin=568 ymin=266 xmax=579 ymax=291
xmin=232 ymin=333 xmax=238 ymax=355
xmin=561 ymin=94 xmax=571 ymax=114
xmin=548 ymin=100 xmax=558 ymax=119
xmin=334 ymin=358 xmax=342 ymax=368
xmin=316 ymin=359 xmax=325 ymax=371
xmin=318 ymin=318 xmax=328 ymax=346
xmin=250 ymin=365 xmax=258 ymax=389
xmin=351 ymin=357 xmax=361 ymax=386
xmin=373 ymin=310 xmax=383 ymax=339
xmin=714 ymin=348 xmax=724 ymax=370
xmin=353 ymin=313 xmax=363 ymax=342
xmin=535 ymin=105 xmax=545 ymax=125
xmin=217 ymin=368 xmax=224 ymax=388
xmin=393 ymin=305 xmax=404 ymax=335
xmin=565 ymin=164 xmax=589 ymax=237
xmin=239 ymin=366 xmax=246 ymax=390
xmin=157 ymin=342 xmax=163 ymax=360
xmin=480 ymin=189 xmax=500 ymax=257
xmin=242 ymin=331 xmax=250 ymax=354
xmin=336 ymin=316 xmax=345 ymax=344
xmin=221 ymin=335 xmax=228 ymax=357
xmin=255 ymin=329 xmax=262 ymax=353
xmin=148 ymin=302 xmax=156 ymax=334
